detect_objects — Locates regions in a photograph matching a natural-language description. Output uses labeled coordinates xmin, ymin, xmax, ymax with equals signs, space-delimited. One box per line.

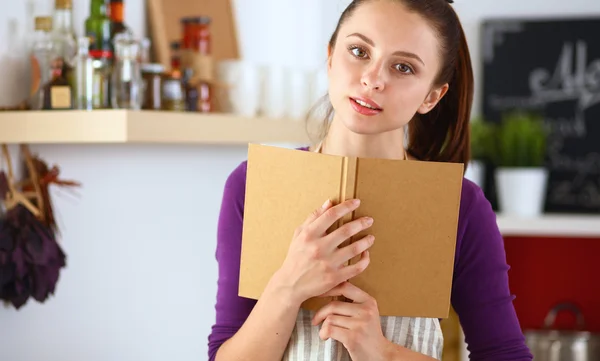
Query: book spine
xmin=336 ymin=157 xmax=358 ymax=303
xmin=339 ymin=156 xmax=358 ymax=230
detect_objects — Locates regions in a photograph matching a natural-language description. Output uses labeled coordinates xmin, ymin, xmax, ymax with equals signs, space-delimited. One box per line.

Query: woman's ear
xmin=417 ymin=83 xmax=449 ymax=114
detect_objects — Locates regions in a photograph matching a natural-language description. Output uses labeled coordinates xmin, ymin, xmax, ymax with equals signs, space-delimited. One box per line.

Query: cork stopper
xmin=35 ymin=17 xmax=53 ymax=32
xmin=55 ymin=0 xmax=73 ymax=9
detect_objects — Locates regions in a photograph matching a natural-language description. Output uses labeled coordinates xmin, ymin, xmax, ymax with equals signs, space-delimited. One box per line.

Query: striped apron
xmin=282 ymin=309 xmax=444 ymax=360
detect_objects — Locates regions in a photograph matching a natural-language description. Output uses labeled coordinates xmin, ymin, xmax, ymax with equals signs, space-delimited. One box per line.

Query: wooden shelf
xmin=496 ymin=214 xmax=600 ymax=238
xmin=0 ymin=110 xmax=311 ymax=144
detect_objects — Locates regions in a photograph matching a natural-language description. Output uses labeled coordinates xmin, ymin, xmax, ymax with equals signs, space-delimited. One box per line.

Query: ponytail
xmin=406 ymin=18 xmax=474 ymax=167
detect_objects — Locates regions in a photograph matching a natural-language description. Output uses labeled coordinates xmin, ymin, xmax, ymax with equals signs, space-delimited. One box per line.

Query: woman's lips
xmin=350 ymin=97 xmax=383 ymax=116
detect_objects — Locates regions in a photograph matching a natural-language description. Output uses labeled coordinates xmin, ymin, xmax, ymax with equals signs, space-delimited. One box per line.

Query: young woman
xmin=208 ymin=0 xmax=533 ymax=360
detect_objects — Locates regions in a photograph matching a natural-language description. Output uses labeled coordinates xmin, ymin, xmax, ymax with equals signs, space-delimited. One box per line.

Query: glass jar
xmin=111 ymin=32 xmax=142 ymax=109
xmin=141 ymin=63 xmax=164 ymax=110
xmin=162 ymin=72 xmax=185 ymax=111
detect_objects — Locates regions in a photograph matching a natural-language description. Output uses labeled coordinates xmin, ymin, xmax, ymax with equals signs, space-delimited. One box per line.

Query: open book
xmin=239 ymin=144 xmax=464 ymax=318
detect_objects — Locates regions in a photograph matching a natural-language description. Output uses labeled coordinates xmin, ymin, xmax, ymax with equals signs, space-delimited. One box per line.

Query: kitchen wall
xmin=1 ymin=1 xmax=599 ymax=361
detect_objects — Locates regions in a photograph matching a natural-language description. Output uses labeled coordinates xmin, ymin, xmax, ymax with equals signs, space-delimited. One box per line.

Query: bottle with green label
xmin=85 ymin=0 xmax=112 ymax=54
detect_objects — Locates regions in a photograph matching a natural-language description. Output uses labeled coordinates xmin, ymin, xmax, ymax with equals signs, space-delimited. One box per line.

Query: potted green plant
xmin=493 ymin=111 xmax=549 ymax=217
xmin=465 ymin=117 xmax=494 ymax=188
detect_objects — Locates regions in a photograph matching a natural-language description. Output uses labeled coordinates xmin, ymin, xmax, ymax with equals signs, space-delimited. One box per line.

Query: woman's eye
xmin=350 ymin=47 xmax=368 ymax=58
xmin=395 ymin=63 xmax=413 ymax=74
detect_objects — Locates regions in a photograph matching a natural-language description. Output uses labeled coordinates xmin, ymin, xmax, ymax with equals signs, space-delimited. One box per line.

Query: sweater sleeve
xmin=451 ymin=180 xmax=533 ymax=361
xmin=207 ymin=161 xmax=257 ymax=361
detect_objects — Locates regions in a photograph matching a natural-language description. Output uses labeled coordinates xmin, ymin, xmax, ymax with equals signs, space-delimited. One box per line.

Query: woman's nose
xmin=361 ymin=64 xmax=385 ymax=91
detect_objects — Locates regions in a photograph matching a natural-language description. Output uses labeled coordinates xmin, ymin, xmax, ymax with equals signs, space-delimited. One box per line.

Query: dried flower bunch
xmin=0 ymin=144 xmax=80 ymax=309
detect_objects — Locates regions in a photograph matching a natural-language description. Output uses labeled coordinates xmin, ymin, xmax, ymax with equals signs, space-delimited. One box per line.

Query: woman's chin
xmin=342 ymin=113 xmax=397 ymax=135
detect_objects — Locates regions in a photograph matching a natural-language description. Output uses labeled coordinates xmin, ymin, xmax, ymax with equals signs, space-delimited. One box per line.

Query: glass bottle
xmin=52 ymin=0 xmax=77 ymax=95
xmin=74 ymin=37 xmax=94 ymax=110
xmin=111 ymin=33 xmax=142 ymax=109
xmin=30 ymin=16 xmax=55 ymax=110
xmin=109 ymin=0 xmax=128 ymax=40
xmin=85 ymin=0 xmax=113 ymax=54
xmin=90 ymin=50 xmax=112 ymax=109
xmin=52 ymin=0 xmax=76 ymax=65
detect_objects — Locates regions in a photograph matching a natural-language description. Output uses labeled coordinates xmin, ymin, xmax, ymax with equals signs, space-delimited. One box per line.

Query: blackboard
xmin=481 ymin=16 xmax=600 ymax=214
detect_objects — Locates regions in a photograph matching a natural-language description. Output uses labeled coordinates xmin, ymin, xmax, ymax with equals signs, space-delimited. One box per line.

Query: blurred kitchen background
xmin=0 ymin=0 xmax=599 ymax=360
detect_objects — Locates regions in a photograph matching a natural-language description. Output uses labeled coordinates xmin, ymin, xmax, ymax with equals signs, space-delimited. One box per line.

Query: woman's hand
xmin=275 ymin=198 xmax=375 ymax=307
xmin=312 ymin=281 xmax=392 ymax=361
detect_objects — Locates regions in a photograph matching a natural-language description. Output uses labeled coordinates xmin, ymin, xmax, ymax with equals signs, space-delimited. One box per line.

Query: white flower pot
xmin=495 ymin=167 xmax=549 ymax=217
xmin=464 ymin=160 xmax=485 ymax=188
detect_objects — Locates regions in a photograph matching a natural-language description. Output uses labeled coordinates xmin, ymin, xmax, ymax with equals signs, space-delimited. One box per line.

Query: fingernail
xmin=322 ymin=199 xmax=331 ymax=209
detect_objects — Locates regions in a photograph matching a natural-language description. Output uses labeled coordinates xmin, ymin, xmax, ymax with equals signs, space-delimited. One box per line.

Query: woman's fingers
xmin=305 ymin=199 xmax=362 ymax=237
xmin=333 ymin=234 xmax=374 ymax=266
xmin=339 ymin=251 xmax=371 ymax=283
xmin=319 ymin=280 xmax=373 ymax=304
xmin=301 ymin=199 xmax=332 ymax=228
xmin=294 ymin=199 xmax=332 ymax=238
xmin=325 ymin=216 xmax=373 ymax=250
xmin=312 ymin=300 xmax=358 ymax=325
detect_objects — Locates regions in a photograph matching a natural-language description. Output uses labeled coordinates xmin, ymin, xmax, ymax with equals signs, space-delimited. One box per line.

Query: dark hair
xmin=310 ymin=0 xmax=473 ymax=166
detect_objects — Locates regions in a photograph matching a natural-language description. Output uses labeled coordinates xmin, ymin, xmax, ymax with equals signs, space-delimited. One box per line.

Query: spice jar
xmin=162 ymin=72 xmax=186 ymax=111
xmin=141 ymin=63 xmax=164 ymax=110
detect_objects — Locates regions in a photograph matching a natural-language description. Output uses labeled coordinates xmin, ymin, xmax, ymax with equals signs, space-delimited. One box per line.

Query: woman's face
xmin=327 ymin=0 xmax=448 ymax=135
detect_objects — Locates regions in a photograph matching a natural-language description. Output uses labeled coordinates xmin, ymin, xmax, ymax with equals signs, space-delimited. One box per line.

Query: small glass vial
xmin=74 ymin=37 xmax=94 ymax=109
xmin=111 ymin=32 xmax=142 ymax=109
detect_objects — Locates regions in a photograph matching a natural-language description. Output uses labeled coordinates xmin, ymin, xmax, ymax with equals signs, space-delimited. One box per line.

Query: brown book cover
xmin=239 ymin=143 xmax=464 ymax=318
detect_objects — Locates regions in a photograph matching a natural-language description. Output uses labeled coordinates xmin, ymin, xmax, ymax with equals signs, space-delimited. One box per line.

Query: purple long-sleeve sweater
xmin=207 ymin=154 xmax=533 ymax=361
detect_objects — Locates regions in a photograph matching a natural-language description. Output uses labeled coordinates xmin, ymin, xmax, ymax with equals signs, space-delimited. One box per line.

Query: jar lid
xmin=141 ymin=63 xmax=165 ymax=74
xmin=35 ymin=16 xmax=53 ymax=32
xmin=194 ymin=16 xmax=211 ymax=25
xmin=55 ymin=0 xmax=72 ymax=9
